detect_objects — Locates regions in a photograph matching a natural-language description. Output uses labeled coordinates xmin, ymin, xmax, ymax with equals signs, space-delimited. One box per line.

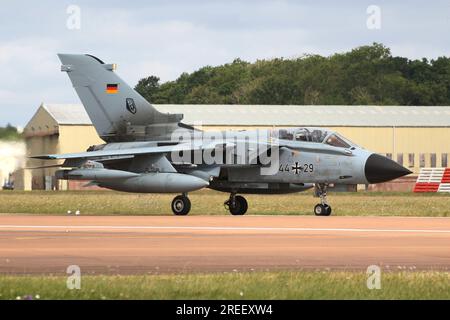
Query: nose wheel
xmin=314 ymin=183 xmax=332 ymax=216
xmin=171 ymin=194 xmax=191 ymax=215
xmin=224 ymin=194 xmax=248 ymax=215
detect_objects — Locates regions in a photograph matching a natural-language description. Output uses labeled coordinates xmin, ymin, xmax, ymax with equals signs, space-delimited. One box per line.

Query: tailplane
xmin=58 ymin=54 xmax=183 ymax=142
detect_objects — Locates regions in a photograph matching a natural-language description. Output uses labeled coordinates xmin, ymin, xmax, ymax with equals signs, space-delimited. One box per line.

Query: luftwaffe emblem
xmin=126 ymin=98 xmax=137 ymax=114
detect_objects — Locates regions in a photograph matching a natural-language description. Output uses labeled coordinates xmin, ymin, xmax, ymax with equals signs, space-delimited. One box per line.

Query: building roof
xmin=39 ymin=103 xmax=450 ymax=127
xmin=159 ymin=104 xmax=450 ymax=127
xmin=42 ymin=103 xmax=92 ymax=125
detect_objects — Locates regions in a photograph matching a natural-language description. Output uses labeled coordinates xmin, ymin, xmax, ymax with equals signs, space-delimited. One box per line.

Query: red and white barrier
xmin=413 ymin=168 xmax=450 ymax=192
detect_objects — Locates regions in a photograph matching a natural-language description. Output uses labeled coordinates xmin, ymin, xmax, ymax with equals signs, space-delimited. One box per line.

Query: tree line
xmin=135 ymin=43 xmax=450 ymax=106
xmin=0 ymin=124 xmax=21 ymax=140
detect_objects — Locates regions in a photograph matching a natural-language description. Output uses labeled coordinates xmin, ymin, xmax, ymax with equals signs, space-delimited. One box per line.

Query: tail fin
xmin=58 ymin=54 xmax=183 ymax=142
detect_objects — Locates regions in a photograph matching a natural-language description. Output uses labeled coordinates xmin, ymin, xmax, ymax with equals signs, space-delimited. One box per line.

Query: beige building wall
xmin=54 ymin=125 xmax=104 ymax=190
xmin=25 ymin=135 xmax=60 ymax=190
xmin=58 ymin=125 xmax=103 ymax=154
xmin=13 ymin=168 xmax=31 ymax=191
xmin=20 ymin=107 xmax=105 ymax=190
xmin=23 ymin=106 xmax=59 ymax=137
xmin=23 ymin=108 xmax=60 ymax=190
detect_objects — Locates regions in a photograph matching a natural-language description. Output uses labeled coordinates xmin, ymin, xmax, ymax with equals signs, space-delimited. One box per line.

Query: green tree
xmin=134 ymin=43 xmax=450 ymax=106
xmin=0 ymin=124 xmax=21 ymax=140
xmin=135 ymin=76 xmax=160 ymax=103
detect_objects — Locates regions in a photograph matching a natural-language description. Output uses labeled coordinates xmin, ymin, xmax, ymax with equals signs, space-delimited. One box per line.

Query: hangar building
xmin=17 ymin=103 xmax=103 ymax=190
xmin=17 ymin=103 xmax=450 ymax=191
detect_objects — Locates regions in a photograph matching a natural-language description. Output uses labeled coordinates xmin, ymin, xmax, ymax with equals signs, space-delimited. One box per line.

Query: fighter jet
xmin=32 ymin=54 xmax=412 ymax=216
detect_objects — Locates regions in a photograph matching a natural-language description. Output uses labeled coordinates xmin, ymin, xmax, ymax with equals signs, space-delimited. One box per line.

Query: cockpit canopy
xmin=274 ymin=127 xmax=356 ymax=148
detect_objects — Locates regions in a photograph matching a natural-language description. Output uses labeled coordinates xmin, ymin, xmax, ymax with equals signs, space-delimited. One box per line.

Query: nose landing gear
xmin=314 ymin=183 xmax=332 ymax=216
xmin=224 ymin=193 xmax=248 ymax=215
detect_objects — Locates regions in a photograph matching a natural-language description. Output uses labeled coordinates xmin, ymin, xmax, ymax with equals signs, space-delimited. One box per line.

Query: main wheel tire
xmin=323 ymin=204 xmax=332 ymax=216
xmin=229 ymin=195 xmax=248 ymax=215
xmin=314 ymin=204 xmax=332 ymax=216
xmin=171 ymin=195 xmax=191 ymax=216
xmin=314 ymin=204 xmax=325 ymax=216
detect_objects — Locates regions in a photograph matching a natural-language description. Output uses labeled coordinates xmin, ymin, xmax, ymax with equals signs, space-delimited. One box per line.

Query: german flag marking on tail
xmin=106 ymin=83 xmax=118 ymax=94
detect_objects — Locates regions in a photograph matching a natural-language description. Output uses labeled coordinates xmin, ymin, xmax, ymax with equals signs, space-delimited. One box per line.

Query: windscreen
xmin=325 ymin=134 xmax=351 ymax=148
xmin=277 ymin=128 xmax=330 ymax=143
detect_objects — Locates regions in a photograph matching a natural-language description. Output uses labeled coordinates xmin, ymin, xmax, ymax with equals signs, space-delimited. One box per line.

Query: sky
xmin=0 ymin=0 xmax=449 ymax=127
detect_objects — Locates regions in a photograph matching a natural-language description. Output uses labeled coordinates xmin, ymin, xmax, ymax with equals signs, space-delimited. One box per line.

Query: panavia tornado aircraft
xmin=32 ymin=54 xmax=412 ymax=216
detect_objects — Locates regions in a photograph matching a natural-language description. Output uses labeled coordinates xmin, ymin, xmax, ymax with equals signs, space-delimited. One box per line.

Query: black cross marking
xmin=291 ymin=162 xmax=302 ymax=174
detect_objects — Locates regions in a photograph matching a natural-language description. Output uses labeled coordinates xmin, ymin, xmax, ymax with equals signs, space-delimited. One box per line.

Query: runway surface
xmin=0 ymin=215 xmax=449 ymax=274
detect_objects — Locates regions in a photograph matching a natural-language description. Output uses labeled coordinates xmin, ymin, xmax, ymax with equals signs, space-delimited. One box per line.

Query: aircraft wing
xmin=30 ymin=138 xmax=351 ymax=163
xmin=31 ymin=142 xmax=233 ymax=160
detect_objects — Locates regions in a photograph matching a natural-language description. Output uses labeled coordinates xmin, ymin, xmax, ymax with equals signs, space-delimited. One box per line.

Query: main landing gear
xmin=171 ymin=193 xmax=191 ymax=215
xmin=314 ymin=183 xmax=332 ymax=216
xmin=171 ymin=193 xmax=249 ymax=216
xmin=224 ymin=193 xmax=248 ymax=215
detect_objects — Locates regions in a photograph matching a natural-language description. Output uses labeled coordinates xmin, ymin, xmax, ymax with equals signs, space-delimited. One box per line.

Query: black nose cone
xmin=365 ymin=154 xmax=412 ymax=184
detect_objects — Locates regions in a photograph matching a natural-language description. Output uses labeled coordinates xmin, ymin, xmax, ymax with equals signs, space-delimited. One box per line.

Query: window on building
xmin=442 ymin=153 xmax=448 ymax=168
xmin=408 ymin=153 xmax=415 ymax=168
xmin=397 ymin=153 xmax=403 ymax=166
xmin=419 ymin=154 xmax=426 ymax=168
xmin=430 ymin=153 xmax=436 ymax=168
xmin=386 ymin=153 xmax=392 ymax=160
